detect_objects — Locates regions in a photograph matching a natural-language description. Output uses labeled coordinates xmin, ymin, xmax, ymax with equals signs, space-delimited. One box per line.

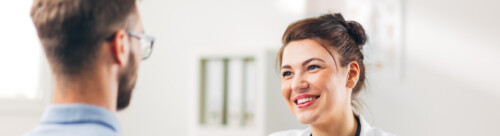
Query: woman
xmin=270 ymin=13 xmax=394 ymax=136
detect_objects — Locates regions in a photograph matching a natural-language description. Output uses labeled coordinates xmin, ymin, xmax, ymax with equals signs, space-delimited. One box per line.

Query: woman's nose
xmin=291 ymin=74 xmax=309 ymax=92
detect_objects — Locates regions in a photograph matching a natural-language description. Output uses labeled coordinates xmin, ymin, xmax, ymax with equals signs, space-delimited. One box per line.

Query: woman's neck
xmin=310 ymin=110 xmax=358 ymax=136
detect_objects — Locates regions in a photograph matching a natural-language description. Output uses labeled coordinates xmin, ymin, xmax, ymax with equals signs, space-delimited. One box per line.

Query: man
xmin=25 ymin=0 xmax=154 ymax=135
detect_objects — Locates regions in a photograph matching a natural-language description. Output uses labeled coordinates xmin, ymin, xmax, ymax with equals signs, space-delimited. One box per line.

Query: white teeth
xmin=297 ymin=97 xmax=316 ymax=104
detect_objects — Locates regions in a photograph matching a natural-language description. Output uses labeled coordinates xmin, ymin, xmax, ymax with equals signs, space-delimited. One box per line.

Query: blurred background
xmin=1 ymin=0 xmax=499 ymax=135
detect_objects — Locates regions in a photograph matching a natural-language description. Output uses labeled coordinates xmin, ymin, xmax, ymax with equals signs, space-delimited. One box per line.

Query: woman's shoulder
xmin=269 ymin=115 xmax=395 ymax=136
xmin=359 ymin=115 xmax=396 ymax=136
xmin=361 ymin=126 xmax=396 ymax=136
xmin=268 ymin=128 xmax=311 ymax=136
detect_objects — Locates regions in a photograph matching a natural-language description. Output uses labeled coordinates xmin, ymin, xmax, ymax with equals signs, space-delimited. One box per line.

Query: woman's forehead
xmin=282 ymin=39 xmax=335 ymax=66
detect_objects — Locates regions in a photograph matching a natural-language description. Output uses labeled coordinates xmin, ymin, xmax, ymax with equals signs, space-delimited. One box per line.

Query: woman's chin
xmin=295 ymin=111 xmax=319 ymax=124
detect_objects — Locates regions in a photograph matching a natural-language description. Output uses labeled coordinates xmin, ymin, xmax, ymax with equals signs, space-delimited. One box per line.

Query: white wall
xmin=117 ymin=0 xmax=303 ymax=136
xmin=362 ymin=0 xmax=500 ymax=135
xmin=1 ymin=0 xmax=499 ymax=136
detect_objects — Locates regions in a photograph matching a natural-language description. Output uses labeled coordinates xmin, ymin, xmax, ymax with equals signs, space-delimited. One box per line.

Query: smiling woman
xmin=270 ymin=13 xmax=394 ymax=136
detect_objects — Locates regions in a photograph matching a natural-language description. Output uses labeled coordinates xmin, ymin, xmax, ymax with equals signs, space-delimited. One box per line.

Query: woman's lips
xmin=293 ymin=94 xmax=320 ymax=109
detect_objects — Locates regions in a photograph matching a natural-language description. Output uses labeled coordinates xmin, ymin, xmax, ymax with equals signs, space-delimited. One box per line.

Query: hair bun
xmin=326 ymin=13 xmax=367 ymax=46
xmin=346 ymin=21 xmax=367 ymax=46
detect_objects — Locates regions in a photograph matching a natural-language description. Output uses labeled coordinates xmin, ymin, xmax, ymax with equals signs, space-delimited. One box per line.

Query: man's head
xmin=30 ymin=0 xmax=150 ymax=110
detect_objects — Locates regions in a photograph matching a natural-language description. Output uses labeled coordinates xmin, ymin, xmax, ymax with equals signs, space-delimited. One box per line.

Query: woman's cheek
xmin=306 ymin=72 xmax=323 ymax=89
xmin=281 ymin=80 xmax=292 ymax=102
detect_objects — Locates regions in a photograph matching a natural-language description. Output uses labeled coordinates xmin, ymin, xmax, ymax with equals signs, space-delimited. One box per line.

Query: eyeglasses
xmin=125 ymin=30 xmax=155 ymax=60
xmin=106 ymin=30 xmax=155 ymax=60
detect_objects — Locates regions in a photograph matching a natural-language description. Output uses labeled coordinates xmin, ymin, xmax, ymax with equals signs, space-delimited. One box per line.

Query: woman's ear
xmin=346 ymin=61 xmax=360 ymax=89
xmin=110 ymin=30 xmax=130 ymax=67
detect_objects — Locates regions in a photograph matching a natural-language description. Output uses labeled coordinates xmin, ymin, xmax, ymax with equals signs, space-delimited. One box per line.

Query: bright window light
xmin=276 ymin=0 xmax=305 ymax=15
xmin=0 ymin=0 xmax=42 ymax=99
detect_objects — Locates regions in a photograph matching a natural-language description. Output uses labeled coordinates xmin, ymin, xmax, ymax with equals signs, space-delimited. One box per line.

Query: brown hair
xmin=30 ymin=0 xmax=137 ymax=76
xmin=277 ymin=13 xmax=367 ymax=111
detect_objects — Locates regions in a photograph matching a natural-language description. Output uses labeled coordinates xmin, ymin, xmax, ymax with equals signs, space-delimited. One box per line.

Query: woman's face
xmin=280 ymin=39 xmax=351 ymax=124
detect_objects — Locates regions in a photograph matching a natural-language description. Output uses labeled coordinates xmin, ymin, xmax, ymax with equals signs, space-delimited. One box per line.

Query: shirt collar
xmin=40 ymin=103 xmax=121 ymax=133
xmin=301 ymin=114 xmax=372 ymax=136
xmin=357 ymin=115 xmax=373 ymax=136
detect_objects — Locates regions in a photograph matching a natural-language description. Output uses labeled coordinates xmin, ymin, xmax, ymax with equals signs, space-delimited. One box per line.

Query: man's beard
xmin=116 ymin=53 xmax=138 ymax=111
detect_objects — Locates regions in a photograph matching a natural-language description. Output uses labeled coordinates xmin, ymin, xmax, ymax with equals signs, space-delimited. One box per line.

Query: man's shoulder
xmin=24 ymin=104 xmax=121 ymax=136
xmin=24 ymin=123 xmax=119 ymax=136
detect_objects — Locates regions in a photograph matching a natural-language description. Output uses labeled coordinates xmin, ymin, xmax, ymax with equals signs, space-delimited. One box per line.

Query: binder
xmin=205 ymin=59 xmax=224 ymax=126
xmin=228 ymin=59 xmax=244 ymax=126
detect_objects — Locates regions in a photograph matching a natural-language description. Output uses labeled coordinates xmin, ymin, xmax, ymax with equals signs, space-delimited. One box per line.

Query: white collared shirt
xmin=269 ymin=115 xmax=395 ymax=136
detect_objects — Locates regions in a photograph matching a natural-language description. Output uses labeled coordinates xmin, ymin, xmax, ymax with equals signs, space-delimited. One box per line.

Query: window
xmin=0 ymin=1 xmax=49 ymax=101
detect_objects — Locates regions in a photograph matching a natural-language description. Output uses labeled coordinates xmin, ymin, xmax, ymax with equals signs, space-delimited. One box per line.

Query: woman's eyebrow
xmin=281 ymin=58 xmax=325 ymax=70
xmin=302 ymin=57 xmax=325 ymax=66
xmin=281 ymin=65 xmax=291 ymax=70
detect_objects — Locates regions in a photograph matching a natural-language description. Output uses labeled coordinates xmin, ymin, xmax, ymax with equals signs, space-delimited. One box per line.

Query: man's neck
xmin=52 ymin=67 xmax=118 ymax=113
xmin=310 ymin=109 xmax=358 ymax=136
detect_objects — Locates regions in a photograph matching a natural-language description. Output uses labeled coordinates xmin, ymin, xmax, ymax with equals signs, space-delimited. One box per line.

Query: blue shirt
xmin=24 ymin=104 xmax=121 ymax=136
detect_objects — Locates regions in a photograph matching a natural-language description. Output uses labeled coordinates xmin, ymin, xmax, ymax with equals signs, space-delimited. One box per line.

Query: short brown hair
xmin=277 ymin=13 xmax=368 ymax=111
xmin=30 ymin=0 xmax=137 ymax=76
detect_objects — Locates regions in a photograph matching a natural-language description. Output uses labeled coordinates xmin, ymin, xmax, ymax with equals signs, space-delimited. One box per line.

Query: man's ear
xmin=346 ymin=61 xmax=360 ymax=89
xmin=110 ymin=30 xmax=129 ymax=67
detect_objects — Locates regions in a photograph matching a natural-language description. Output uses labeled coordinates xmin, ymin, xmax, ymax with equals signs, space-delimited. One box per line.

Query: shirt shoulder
xmin=24 ymin=124 xmax=119 ymax=136
xmin=358 ymin=115 xmax=396 ymax=136
xmin=268 ymin=128 xmax=310 ymax=136
xmin=362 ymin=126 xmax=396 ymax=136
xmin=24 ymin=104 xmax=121 ymax=136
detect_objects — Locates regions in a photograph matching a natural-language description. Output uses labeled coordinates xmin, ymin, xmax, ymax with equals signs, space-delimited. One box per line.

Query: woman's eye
xmin=307 ymin=65 xmax=321 ymax=71
xmin=282 ymin=71 xmax=292 ymax=77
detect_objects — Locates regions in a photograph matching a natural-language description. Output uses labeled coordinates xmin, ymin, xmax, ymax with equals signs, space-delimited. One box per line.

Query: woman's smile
xmin=293 ymin=94 xmax=321 ymax=109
